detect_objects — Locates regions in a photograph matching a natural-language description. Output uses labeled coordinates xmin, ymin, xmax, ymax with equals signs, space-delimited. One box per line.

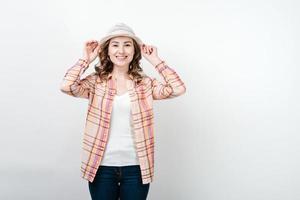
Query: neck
xmin=112 ymin=65 xmax=130 ymax=80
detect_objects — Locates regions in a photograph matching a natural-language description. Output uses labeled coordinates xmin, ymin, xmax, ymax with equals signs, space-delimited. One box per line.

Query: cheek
xmin=108 ymin=48 xmax=116 ymax=55
xmin=128 ymin=48 xmax=135 ymax=55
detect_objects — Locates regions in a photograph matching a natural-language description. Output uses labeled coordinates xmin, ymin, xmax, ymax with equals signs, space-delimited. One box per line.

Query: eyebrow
xmin=111 ymin=41 xmax=133 ymax=44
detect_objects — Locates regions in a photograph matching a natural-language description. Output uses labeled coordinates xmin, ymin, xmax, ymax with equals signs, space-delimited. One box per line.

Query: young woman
xmin=60 ymin=23 xmax=186 ymax=200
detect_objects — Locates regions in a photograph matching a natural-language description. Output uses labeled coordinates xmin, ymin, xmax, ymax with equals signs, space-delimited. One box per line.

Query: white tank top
xmin=101 ymin=91 xmax=140 ymax=166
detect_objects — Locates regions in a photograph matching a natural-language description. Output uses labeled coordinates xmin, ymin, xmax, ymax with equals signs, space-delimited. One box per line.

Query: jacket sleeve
xmin=60 ymin=59 xmax=95 ymax=99
xmin=152 ymin=62 xmax=186 ymax=100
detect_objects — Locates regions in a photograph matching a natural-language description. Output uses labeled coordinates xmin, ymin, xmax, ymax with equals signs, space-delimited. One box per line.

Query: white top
xmin=101 ymin=92 xmax=140 ymax=166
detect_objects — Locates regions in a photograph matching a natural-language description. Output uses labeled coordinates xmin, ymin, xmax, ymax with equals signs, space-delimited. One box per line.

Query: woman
xmin=60 ymin=23 xmax=186 ymax=200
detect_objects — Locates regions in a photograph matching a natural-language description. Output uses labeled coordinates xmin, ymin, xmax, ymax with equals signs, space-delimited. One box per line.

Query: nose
xmin=118 ymin=46 xmax=124 ymax=53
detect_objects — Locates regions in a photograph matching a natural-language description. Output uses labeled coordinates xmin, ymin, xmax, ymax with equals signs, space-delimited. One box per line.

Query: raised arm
xmin=60 ymin=40 xmax=101 ymax=99
xmin=151 ymin=61 xmax=186 ymax=100
xmin=60 ymin=59 xmax=95 ymax=99
xmin=141 ymin=44 xmax=186 ymax=100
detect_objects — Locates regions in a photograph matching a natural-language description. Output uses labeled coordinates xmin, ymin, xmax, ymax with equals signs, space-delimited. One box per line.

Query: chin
xmin=113 ymin=62 xmax=130 ymax=68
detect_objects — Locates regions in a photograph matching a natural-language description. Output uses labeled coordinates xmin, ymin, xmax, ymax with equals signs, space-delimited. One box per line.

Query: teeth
xmin=116 ymin=56 xmax=126 ymax=60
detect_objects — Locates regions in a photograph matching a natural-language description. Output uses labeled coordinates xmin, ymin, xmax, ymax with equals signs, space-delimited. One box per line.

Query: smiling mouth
xmin=116 ymin=56 xmax=127 ymax=60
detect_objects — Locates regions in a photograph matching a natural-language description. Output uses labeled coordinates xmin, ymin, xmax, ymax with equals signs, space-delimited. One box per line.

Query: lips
xmin=116 ymin=56 xmax=127 ymax=60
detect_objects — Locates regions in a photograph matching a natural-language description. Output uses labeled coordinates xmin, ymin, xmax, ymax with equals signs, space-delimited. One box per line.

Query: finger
xmin=141 ymin=44 xmax=146 ymax=52
xmin=145 ymin=46 xmax=149 ymax=54
xmin=91 ymin=41 xmax=98 ymax=46
xmin=148 ymin=46 xmax=151 ymax=54
xmin=142 ymin=45 xmax=147 ymax=53
xmin=151 ymin=46 xmax=156 ymax=54
xmin=149 ymin=46 xmax=153 ymax=54
xmin=94 ymin=45 xmax=101 ymax=53
xmin=92 ymin=45 xmax=97 ymax=51
xmin=92 ymin=42 xmax=98 ymax=47
xmin=87 ymin=40 xmax=97 ymax=45
xmin=86 ymin=41 xmax=93 ymax=47
xmin=87 ymin=40 xmax=94 ymax=44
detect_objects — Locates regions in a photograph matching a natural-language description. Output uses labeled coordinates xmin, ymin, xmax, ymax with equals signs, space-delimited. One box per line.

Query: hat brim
xmin=99 ymin=33 xmax=143 ymax=46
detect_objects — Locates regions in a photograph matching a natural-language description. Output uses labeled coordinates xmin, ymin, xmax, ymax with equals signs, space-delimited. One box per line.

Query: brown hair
xmin=94 ymin=38 xmax=144 ymax=84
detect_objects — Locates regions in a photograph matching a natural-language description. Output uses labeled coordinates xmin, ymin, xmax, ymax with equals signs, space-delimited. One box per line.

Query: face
xmin=108 ymin=36 xmax=135 ymax=68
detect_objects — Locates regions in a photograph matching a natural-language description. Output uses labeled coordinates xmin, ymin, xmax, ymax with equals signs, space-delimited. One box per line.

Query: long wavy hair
xmin=94 ymin=38 xmax=144 ymax=84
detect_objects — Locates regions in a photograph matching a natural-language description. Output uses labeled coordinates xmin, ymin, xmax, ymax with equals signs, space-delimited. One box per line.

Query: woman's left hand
xmin=140 ymin=44 xmax=162 ymax=66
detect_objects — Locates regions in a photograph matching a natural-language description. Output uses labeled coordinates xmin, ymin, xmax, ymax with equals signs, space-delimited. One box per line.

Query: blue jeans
xmin=88 ymin=165 xmax=150 ymax=200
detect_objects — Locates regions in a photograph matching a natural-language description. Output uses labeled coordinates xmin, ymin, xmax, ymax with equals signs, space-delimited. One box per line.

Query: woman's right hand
xmin=82 ymin=40 xmax=101 ymax=64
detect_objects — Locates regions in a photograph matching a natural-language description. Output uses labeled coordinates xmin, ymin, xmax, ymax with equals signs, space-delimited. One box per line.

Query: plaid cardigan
xmin=60 ymin=58 xmax=186 ymax=184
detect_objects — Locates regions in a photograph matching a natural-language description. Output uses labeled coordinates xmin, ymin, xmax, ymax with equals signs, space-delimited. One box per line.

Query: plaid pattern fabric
xmin=60 ymin=58 xmax=186 ymax=184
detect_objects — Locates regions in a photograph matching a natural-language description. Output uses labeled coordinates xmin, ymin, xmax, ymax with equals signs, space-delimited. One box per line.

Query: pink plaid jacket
xmin=60 ymin=58 xmax=186 ymax=184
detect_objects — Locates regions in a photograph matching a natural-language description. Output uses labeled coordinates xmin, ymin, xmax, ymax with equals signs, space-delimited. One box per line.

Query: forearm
xmin=153 ymin=62 xmax=186 ymax=98
xmin=60 ymin=58 xmax=90 ymax=94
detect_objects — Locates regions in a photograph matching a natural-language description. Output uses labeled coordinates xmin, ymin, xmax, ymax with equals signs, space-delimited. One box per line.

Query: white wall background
xmin=1 ymin=0 xmax=299 ymax=199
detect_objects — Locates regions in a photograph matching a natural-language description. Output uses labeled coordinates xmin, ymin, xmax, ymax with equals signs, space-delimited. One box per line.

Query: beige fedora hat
xmin=99 ymin=23 xmax=143 ymax=46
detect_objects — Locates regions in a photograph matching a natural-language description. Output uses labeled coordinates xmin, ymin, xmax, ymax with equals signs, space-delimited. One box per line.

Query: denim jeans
xmin=88 ymin=165 xmax=150 ymax=200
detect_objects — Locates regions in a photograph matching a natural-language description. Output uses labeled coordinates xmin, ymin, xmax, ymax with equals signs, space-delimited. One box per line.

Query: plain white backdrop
xmin=0 ymin=0 xmax=299 ymax=199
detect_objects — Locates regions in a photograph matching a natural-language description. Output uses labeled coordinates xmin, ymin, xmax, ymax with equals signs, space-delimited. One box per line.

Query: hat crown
xmin=107 ymin=23 xmax=136 ymax=35
xmin=99 ymin=23 xmax=142 ymax=45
